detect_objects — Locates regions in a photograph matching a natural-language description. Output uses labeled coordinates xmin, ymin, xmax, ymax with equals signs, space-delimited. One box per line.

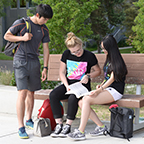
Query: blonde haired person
xmin=50 ymin=32 xmax=101 ymax=138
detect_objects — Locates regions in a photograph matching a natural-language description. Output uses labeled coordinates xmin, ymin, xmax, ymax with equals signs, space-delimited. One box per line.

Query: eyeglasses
xmin=71 ymin=47 xmax=82 ymax=55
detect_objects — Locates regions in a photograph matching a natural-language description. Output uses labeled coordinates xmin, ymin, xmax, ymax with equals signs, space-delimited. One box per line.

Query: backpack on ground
xmin=108 ymin=106 xmax=134 ymax=141
xmin=4 ymin=17 xmax=31 ymax=57
xmin=37 ymin=99 xmax=64 ymax=131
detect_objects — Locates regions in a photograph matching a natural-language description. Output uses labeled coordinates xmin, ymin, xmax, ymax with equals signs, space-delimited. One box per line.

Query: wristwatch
xmin=43 ymin=66 xmax=48 ymax=70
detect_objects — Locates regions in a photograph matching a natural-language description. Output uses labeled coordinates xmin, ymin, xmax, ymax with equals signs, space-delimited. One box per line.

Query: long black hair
xmin=101 ymin=35 xmax=128 ymax=81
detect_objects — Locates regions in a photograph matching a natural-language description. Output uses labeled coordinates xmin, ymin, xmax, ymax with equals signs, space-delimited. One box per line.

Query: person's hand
xmin=22 ymin=32 xmax=33 ymax=41
xmin=89 ymin=90 xmax=98 ymax=97
xmin=41 ymin=69 xmax=47 ymax=82
xmin=80 ymin=75 xmax=89 ymax=84
xmin=66 ymin=86 xmax=71 ymax=92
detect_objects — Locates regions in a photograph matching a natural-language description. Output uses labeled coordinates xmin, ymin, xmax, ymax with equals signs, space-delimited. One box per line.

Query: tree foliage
xmin=0 ymin=0 xmax=11 ymax=17
xmin=122 ymin=0 xmax=138 ymax=38
xmin=132 ymin=0 xmax=144 ymax=53
xmin=32 ymin=0 xmax=100 ymax=54
xmin=89 ymin=0 xmax=125 ymax=53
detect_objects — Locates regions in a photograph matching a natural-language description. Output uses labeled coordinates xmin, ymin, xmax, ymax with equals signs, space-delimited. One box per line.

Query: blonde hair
xmin=65 ymin=32 xmax=83 ymax=48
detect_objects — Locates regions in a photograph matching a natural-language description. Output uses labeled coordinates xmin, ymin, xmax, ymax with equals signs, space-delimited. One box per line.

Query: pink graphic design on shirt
xmin=67 ymin=60 xmax=87 ymax=80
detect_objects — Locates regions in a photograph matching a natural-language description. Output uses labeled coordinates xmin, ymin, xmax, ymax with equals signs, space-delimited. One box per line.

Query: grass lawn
xmin=0 ymin=53 xmax=43 ymax=60
xmin=0 ymin=46 xmax=136 ymax=60
xmin=0 ymin=53 xmax=13 ymax=60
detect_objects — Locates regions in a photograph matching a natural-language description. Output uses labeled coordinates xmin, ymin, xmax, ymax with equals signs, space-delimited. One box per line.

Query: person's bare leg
xmin=79 ymin=100 xmax=102 ymax=126
xmin=16 ymin=90 xmax=27 ymax=128
xmin=25 ymin=91 xmax=34 ymax=121
xmin=79 ymin=90 xmax=114 ymax=132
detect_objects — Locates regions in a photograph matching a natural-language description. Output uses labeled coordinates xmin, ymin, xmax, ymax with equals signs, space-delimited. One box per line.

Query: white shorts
xmin=105 ymin=87 xmax=123 ymax=101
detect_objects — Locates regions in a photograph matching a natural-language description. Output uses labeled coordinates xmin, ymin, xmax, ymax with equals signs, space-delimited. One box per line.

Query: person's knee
xmin=68 ymin=95 xmax=78 ymax=104
xmin=49 ymin=90 xmax=56 ymax=100
xmin=83 ymin=96 xmax=91 ymax=104
xmin=78 ymin=100 xmax=82 ymax=109
xmin=18 ymin=90 xmax=28 ymax=100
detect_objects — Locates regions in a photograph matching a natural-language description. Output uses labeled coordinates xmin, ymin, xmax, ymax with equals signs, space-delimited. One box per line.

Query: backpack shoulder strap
xmin=22 ymin=17 xmax=31 ymax=33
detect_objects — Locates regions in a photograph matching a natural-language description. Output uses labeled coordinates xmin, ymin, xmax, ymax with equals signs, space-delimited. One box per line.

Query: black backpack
xmin=4 ymin=17 xmax=31 ymax=57
xmin=108 ymin=107 xmax=134 ymax=141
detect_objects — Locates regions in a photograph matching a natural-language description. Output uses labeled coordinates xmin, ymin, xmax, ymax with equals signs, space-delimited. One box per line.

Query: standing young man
xmin=4 ymin=4 xmax=53 ymax=139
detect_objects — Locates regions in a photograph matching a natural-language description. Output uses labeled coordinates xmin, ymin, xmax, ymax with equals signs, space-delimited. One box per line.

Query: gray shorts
xmin=13 ymin=59 xmax=41 ymax=91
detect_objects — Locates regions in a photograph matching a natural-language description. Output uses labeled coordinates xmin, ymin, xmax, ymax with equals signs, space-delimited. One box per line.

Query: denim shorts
xmin=13 ymin=59 xmax=41 ymax=91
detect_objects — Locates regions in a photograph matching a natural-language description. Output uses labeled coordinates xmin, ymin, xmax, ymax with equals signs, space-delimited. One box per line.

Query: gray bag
xmin=34 ymin=118 xmax=51 ymax=137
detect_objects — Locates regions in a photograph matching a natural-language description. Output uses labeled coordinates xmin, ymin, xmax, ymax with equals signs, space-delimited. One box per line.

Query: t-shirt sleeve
xmin=41 ymin=25 xmax=50 ymax=43
xmin=90 ymin=52 xmax=98 ymax=67
xmin=9 ymin=19 xmax=24 ymax=35
xmin=61 ymin=50 xmax=69 ymax=63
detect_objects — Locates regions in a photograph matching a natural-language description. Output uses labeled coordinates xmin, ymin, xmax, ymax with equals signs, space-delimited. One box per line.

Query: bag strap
xmin=108 ymin=108 xmax=123 ymax=135
xmin=22 ymin=17 xmax=31 ymax=62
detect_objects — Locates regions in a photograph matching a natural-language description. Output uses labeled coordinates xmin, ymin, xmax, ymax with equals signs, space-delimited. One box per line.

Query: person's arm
xmin=41 ymin=42 xmax=49 ymax=82
xmin=4 ymin=29 xmax=33 ymax=42
xmin=90 ymin=71 xmax=115 ymax=96
xmin=101 ymin=71 xmax=114 ymax=90
xmin=80 ymin=64 xmax=101 ymax=84
xmin=59 ymin=61 xmax=70 ymax=91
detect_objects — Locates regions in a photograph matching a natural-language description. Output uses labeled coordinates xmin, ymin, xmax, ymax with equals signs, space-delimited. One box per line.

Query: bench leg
xmin=136 ymin=85 xmax=141 ymax=95
xmin=134 ymin=108 xmax=140 ymax=124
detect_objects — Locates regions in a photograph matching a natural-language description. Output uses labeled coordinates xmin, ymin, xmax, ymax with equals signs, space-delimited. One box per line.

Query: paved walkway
xmin=0 ymin=85 xmax=144 ymax=144
xmin=0 ymin=113 xmax=144 ymax=144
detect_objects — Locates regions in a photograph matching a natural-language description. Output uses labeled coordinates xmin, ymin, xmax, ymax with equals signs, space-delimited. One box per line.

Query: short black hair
xmin=36 ymin=4 xmax=53 ymax=19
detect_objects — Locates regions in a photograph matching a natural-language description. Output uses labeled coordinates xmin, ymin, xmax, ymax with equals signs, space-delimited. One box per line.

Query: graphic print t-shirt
xmin=103 ymin=61 xmax=126 ymax=94
xmin=61 ymin=49 xmax=98 ymax=89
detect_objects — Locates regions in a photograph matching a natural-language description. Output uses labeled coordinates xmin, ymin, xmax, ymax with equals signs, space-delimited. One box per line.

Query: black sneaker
xmin=51 ymin=124 xmax=63 ymax=138
xmin=59 ymin=124 xmax=71 ymax=138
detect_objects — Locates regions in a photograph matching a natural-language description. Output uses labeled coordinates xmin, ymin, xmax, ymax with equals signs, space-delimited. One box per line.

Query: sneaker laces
xmin=55 ymin=124 xmax=62 ymax=133
xmin=61 ymin=125 xmax=70 ymax=133
xmin=94 ymin=126 xmax=107 ymax=133
xmin=19 ymin=127 xmax=26 ymax=133
xmin=72 ymin=129 xmax=81 ymax=136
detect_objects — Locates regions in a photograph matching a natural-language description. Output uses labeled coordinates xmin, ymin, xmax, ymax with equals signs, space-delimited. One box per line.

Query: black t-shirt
xmin=61 ymin=49 xmax=98 ymax=91
xmin=103 ymin=62 xmax=125 ymax=94
xmin=9 ymin=17 xmax=50 ymax=61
